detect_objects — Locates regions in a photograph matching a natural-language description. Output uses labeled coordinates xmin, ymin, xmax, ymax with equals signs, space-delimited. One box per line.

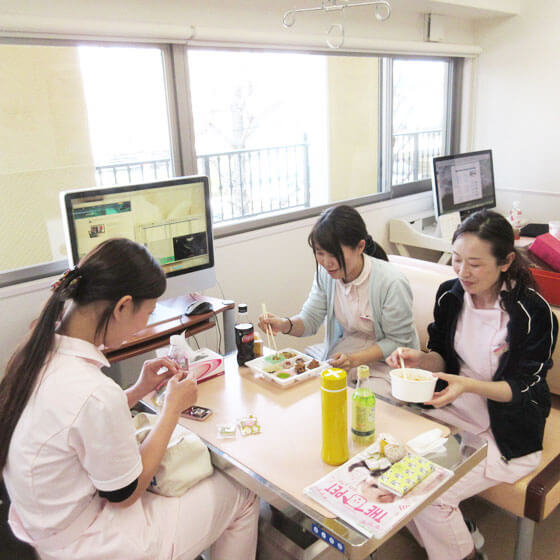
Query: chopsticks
xmin=261 ymin=303 xmax=278 ymax=353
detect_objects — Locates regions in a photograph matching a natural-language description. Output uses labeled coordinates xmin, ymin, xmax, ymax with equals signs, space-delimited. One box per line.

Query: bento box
xmin=245 ymin=348 xmax=328 ymax=387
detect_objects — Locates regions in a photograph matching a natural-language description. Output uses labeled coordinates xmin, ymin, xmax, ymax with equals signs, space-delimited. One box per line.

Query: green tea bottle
xmin=351 ymin=365 xmax=376 ymax=445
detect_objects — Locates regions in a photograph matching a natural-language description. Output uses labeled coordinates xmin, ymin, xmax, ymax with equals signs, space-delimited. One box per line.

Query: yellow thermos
xmin=320 ymin=368 xmax=349 ymax=465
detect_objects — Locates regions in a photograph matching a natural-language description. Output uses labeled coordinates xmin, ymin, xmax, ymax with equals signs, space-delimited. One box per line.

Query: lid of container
xmin=238 ymin=303 xmax=248 ymax=313
xmin=170 ymin=334 xmax=184 ymax=346
xmin=357 ymin=365 xmax=370 ymax=380
xmin=321 ymin=368 xmax=347 ymax=390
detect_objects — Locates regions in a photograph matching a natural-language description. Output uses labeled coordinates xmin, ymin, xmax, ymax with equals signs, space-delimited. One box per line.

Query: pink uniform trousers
xmin=407 ymin=460 xmax=496 ymax=560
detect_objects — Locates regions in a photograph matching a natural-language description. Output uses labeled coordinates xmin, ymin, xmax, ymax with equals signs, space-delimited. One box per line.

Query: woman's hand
xmin=163 ymin=374 xmax=198 ymax=416
xmin=135 ymin=357 xmax=180 ymax=396
xmin=424 ymin=372 xmax=472 ymax=408
xmin=386 ymin=347 xmax=425 ymax=369
xmin=258 ymin=312 xmax=289 ymax=335
xmin=329 ymin=353 xmax=353 ymax=370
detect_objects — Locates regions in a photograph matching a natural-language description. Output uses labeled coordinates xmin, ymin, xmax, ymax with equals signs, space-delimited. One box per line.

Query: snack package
xmin=238 ymin=415 xmax=261 ymax=436
xmin=217 ymin=423 xmax=237 ymax=439
xmin=377 ymin=455 xmax=435 ymax=497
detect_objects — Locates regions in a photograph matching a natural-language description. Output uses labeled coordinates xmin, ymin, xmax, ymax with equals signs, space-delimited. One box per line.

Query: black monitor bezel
xmin=62 ymin=175 xmax=214 ymax=278
xmin=432 ymin=149 xmax=496 ymax=218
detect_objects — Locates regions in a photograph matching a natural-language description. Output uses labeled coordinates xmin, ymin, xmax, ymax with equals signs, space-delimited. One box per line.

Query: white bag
xmin=133 ymin=412 xmax=213 ymax=497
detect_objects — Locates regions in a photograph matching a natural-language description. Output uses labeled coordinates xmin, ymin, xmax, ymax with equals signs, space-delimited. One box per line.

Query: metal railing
xmin=392 ymin=129 xmax=443 ymax=185
xmin=94 ymin=140 xmax=310 ymax=224
xmin=197 ymin=139 xmax=310 ymax=223
xmin=95 ymin=158 xmax=172 ymax=186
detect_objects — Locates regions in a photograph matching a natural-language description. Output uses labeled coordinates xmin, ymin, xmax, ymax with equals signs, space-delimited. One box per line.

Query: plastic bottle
xmin=253 ymin=331 xmax=263 ymax=357
xmin=168 ymin=334 xmax=189 ymax=372
xmin=321 ymin=368 xmax=349 ymax=465
xmin=235 ymin=303 xmax=255 ymax=366
xmin=351 ymin=365 xmax=376 ymax=445
xmin=509 ymin=200 xmax=522 ymax=239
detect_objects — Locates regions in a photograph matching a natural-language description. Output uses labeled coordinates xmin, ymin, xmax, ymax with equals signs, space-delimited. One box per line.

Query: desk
xmin=104 ymin=295 xmax=235 ymax=363
xmin=176 ymin=354 xmax=487 ymax=559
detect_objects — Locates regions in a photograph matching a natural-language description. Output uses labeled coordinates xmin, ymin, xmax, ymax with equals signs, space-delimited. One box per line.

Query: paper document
xmin=451 ymin=161 xmax=482 ymax=205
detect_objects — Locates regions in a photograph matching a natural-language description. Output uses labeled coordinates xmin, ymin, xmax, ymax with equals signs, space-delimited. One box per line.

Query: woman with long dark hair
xmin=387 ymin=210 xmax=558 ymax=560
xmin=0 ymin=238 xmax=258 ymax=560
xmin=259 ymin=205 xmax=419 ymax=383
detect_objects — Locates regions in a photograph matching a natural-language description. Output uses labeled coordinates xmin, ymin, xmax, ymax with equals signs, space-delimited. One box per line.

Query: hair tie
xmin=51 ymin=266 xmax=82 ymax=300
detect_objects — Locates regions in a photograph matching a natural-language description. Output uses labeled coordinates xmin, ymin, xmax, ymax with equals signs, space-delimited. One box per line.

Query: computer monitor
xmin=432 ymin=150 xmax=496 ymax=219
xmin=60 ymin=176 xmax=216 ymax=306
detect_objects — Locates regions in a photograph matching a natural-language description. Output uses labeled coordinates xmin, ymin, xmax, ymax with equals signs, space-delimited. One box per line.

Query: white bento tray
xmin=245 ymin=348 xmax=329 ymax=387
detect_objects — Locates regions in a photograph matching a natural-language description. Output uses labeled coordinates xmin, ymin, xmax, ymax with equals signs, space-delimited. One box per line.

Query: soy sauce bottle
xmin=235 ymin=303 xmax=255 ymax=366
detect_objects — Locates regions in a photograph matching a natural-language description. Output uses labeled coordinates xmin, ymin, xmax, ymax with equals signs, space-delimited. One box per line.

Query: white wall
xmin=0 ymin=0 xmax=477 ymax=47
xmin=473 ymin=0 xmax=560 ymax=221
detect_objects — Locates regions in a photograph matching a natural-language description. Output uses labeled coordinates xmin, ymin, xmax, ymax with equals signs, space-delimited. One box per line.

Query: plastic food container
xmin=246 ymin=348 xmax=327 ymax=388
xmin=390 ymin=368 xmax=437 ymax=403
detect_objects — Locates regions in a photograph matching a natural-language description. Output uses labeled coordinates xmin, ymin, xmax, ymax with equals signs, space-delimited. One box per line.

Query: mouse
xmin=185 ymin=300 xmax=213 ymax=316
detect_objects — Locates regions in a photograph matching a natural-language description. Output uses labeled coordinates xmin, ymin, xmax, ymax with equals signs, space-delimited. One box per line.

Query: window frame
xmin=380 ymin=55 xmax=461 ymax=198
xmin=0 ymin=38 xmax=463 ymax=287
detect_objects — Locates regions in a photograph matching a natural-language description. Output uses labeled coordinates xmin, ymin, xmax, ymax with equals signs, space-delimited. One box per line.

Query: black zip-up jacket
xmin=427 ymin=278 xmax=558 ymax=461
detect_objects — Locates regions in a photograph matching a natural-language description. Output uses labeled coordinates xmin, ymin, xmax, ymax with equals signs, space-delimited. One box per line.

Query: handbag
xmin=133 ymin=412 xmax=213 ymax=497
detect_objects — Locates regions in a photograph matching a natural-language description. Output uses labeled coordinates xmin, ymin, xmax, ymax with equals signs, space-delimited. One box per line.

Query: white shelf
xmin=427 ymin=0 xmax=520 ymax=18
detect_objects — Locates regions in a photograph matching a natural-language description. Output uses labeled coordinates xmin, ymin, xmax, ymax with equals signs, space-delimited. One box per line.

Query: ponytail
xmin=364 ymin=234 xmax=389 ymax=262
xmin=0 ymin=291 xmax=65 ymax=473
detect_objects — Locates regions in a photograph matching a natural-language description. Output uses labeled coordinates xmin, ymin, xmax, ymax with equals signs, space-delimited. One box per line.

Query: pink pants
xmin=407 ymin=460 xmax=497 ymax=560
xmin=36 ymin=471 xmax=259 ymax=560
xmin=169 ymin=470 xmax=259 ymax=560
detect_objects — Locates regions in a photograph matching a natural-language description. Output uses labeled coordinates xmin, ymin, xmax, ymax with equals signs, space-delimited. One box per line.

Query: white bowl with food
xmin=389 ymin=368 xmax=437 ymax=403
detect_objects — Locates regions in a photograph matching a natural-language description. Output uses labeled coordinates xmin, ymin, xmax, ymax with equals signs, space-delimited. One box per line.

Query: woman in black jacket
xmin=387 ymin=210 xmax=558 ymax=560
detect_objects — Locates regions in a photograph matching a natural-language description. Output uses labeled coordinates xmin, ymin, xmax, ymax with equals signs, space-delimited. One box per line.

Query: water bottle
xmin=351 ymin=365 xmax=376 ymax=445
xmin=235 ymin=303 xmax=255 ymax=366
xmin=168 ymin=334 xmax=189 ymax=372
xmin=509 ymin=200 xmax=522 ymax=239
xmin=321 ymin=368 xmax=349 ymax=465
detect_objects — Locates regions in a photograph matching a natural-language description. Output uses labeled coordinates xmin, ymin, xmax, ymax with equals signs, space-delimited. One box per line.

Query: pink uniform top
xmin=429 ymin=290 xmax=541 ymax=483
xmin=331 ymin=256 xmax=390 ymax=383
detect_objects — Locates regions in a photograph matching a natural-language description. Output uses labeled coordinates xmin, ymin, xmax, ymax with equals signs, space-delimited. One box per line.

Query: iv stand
xmin=282 ymin=0 xmax=392 ymax=49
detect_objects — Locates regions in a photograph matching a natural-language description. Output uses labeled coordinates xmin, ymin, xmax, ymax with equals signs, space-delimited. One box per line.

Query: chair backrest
xmin=389 ymin=255 xmax=560 ymax=395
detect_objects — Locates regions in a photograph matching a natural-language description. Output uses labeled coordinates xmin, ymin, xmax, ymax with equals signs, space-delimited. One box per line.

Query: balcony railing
xmin=197 ymin=140 xmax=310 ymax=223
xmin=94 ymin=140 xmax=310 ymax=224
xmin=95 ymin=158 xmax=172 ymax=187
xmin=392 ymin=129 xmax=443 ymax=185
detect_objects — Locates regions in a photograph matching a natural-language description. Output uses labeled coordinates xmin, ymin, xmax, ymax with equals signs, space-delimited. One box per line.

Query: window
xmin=381 ymin=57 xmax=453 ymax=192
xmin=188 ymin=49 xmax=383 ymax=224
xmin=188 ymin=50 xmax=456 ymax=225
xmin=79 ymin=46 xmax=174 ymax=186
xmin=0 ymin=39 xmax=459 ymax=284
xmin=0 ymin=43 xmax=172 ymax=274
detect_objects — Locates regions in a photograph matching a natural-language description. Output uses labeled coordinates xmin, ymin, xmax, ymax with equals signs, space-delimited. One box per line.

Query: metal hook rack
xmin=282 ymin=0 xmax=392 ymax=48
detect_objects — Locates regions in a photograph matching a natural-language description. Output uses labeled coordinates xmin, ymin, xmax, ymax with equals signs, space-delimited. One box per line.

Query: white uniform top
xmin=4 ymin=334 xmax=142 ymax=547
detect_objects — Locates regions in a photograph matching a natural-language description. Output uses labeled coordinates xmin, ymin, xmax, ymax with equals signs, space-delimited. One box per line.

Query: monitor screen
xmin=432 ymin=150 xmax=496 ymax=218
xmin=60 ymin=176 xmax=214 ymax=281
